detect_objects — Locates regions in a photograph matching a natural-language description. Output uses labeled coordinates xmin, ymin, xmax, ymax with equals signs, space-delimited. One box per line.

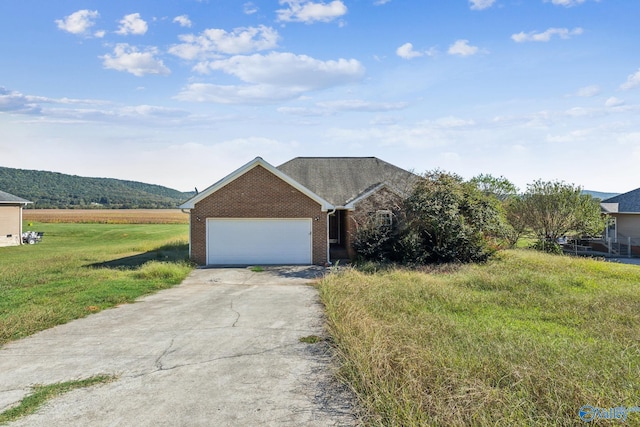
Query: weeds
xmin=0 ymin=375 xmax=116 ymax=424
xmin=319 ymin=249 xmax=640 ymax=426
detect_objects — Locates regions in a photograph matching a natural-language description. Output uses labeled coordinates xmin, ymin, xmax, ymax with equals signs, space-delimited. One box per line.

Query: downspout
xmin=326 ymin=208 xmax=336 ymax=265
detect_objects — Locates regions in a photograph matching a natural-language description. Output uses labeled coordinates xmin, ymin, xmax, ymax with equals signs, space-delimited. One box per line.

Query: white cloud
xmin=244 ymin=2 xmax=258 ymax=14
xmin=0 ymin=87 xmax=42 ymax=114
xmin=176 ymin=52 xmax=364 ymax=104
xmin=605 ymin=97 xmax=625 ymax=108
xmin=620 ymin=69 xmax=640 ymax=90
xmin=173 ymin=15 xmax=192 ymax=28
xmin=277 ymin=0 xmax=347 ymax=24
xmin=469 ymin=0 xmax=496 ymax=10
xmin=575 ymin=85 xmax=601 ymax=97
xmin=447 ymin=40 xmax=479 ymax=56
xmin=55 ymin=10 xmax=99 ymax=36
xmin=316 ymin=99 xmax=408 ymax=112
xmin=116 ymin=13 xmax=148 ymax=36
xmin=396 ymin=43 xmax=424 ymax=59
xmin=374 ymin=0 xmax=391 ymax=5
xmin=511 ymin=27 xmax=583 ymax=43
xmin=544 ymin=0 xmax=586 ymax=6
xmin=94 ymin=30 xmax=106 ymax=38
xmin=101 ymin=44 xmax=170 ymax=77
xmin=204 ymin=52 xmax=363 ymax=87
xmin=169 ymin=26 xmax=279 ymax=60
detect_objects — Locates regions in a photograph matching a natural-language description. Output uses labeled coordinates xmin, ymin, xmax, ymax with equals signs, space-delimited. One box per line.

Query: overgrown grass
xmin=319 ymin=250 xmax=640 ymax=426
xmin=0 ymin=375 xmax=116 ymax=425
xmin=0 ymin=222 xmax=193 ymax=346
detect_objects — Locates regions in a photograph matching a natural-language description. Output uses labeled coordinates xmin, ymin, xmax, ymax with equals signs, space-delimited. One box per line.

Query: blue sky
xmin=1 ymin=0 xmax=639 ymax=193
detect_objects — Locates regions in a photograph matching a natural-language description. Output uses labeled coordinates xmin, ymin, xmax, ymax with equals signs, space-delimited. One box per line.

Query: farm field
xmin=0 ymin=222 xmax=191 ymax=346
xmin=22 ymin=209 xmax=189 ymax=224
xmin=320 ymin=251 xmax=640 ymax=426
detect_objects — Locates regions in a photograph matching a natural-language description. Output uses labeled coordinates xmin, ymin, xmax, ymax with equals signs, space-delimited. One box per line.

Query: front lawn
xmin=319 ymin=250 xmax=640 ymax=426
xmin=0 ymin=222 xmax=192 ymax=346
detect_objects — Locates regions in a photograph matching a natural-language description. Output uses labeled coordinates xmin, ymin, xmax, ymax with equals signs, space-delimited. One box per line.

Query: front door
xmin=329 ymin=211 xmax=340 ymax=244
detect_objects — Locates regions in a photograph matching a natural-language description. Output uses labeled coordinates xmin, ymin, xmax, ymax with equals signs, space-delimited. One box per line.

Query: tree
xmin=401 ymin=170 xmax=511 ymax=263
xmin=470 ymin=173 xmax=519 ymax=201
xmin=351 ymin=170 xmax=513 ymax=264
xmin=517 ymin=180 xmax=605 ymax=246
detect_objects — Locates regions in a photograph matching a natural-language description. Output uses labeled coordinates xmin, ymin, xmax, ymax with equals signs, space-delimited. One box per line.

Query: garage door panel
xmin=207 ymin=219 xmax=312 ymax=265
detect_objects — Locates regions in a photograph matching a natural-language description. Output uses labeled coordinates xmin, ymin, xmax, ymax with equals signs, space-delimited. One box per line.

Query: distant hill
xmin=582 ymin=190 xmax=620 ymax=201
xmin=0 ymin=166 xmax=194 ymax=209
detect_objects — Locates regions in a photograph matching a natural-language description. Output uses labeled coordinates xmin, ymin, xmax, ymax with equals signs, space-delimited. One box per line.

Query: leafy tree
xmin=353 ymin=170 xmax=512 ymax=264
xmin=470 ymin=173 xmax=519 ymax=201
xmin=517 ymin=180 xmax=605 ymax=246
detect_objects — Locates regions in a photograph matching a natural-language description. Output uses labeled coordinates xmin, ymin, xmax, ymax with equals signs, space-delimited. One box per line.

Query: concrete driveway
xmin=0 ymin=267 xmax=356 ymax=426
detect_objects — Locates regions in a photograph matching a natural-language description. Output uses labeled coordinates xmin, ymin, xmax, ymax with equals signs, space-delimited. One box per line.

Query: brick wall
xmin=190 ymin=165 xmax=327 ymax=265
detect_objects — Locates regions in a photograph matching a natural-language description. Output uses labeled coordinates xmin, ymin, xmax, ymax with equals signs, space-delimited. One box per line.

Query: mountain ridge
xmin=0 ymin=166 xmax=194 ymax=209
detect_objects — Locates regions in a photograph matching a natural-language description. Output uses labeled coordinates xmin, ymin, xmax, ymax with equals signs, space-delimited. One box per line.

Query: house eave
xmin=178 ymin=157 xmax=335 ymax=212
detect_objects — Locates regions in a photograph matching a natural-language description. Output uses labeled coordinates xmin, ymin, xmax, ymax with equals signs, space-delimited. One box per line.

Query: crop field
xmin=22 ymin=209 xmax=189 ymax=224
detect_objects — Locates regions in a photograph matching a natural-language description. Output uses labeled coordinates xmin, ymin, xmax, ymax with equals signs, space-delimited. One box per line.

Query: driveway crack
xmin=155 ymin=336 xmax=176 ymax=370
xmin=230 ymin=301 xmax=240 ymax=327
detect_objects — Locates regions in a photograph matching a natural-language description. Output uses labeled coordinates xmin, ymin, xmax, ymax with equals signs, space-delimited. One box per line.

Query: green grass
xmin=0 ymin=222 xmax=193 ymax=346
xmin=0 ymin=375 xmax=116 ymax=425
xmin=319 ymin=250 xmax=640 ymax=426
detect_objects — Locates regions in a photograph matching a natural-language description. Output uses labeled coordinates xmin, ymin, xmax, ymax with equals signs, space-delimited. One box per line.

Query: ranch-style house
xmin=179 ymin=157 xmax=417 ymax=266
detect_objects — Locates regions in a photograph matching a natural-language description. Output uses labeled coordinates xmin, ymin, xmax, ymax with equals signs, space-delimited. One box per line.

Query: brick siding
xmin=190 ymin=165 xmax=327 ymax=265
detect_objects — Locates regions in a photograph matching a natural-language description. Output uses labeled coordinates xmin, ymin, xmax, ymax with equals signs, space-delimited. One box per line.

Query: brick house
xmin=0 ymin=190 xmax=31 ymax=247
xmin=179 ymin=157 xmax=417 ymax=266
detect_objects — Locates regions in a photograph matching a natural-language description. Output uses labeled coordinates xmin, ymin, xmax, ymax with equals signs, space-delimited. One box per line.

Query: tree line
xmin=0 ymin=166 xmax=194 ymax=209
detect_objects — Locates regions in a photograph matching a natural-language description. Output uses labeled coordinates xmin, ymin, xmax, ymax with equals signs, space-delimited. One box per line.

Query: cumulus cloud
xmin=277 ymin=0 xmax=347 ymax=23
xmin=244 ymin=2 xmax=258 ymax=14
xmin=176 ymin=52 xmax=364 ymax=104
xmin=173 ymin=15 xmax=192 ymax=28
xmin=316 ymin=99 xmax=408 ymax=112
xmin=544 ymin=0 xmax=586 ymax=6
xmin=469 ymin=0 xmax=496 ymax=10
xmin=116 ymin=13 xmax=148 ymax=36
xmin=512 ymin=27 xmax=583 ymax=42
xmin=101 ymin=44 xmax=170 ymax=76
xmin=620 ymin=69 xmax=640 ymax=90
xmin=605 ymin=97 xmax=625 ymax=108
xmin=55 ymin=10 xmax=100 ymax=36
xmin=447 ymin=40 xmax=479 ymax=56
xmin=374 ymin=0 xmax=392 ymax=4
xmin=575 ymin=85 xmax=601 ymax=97
xmin=396 ymin=43 xmax=422 ymax=59
xmin=169 ymin=26 xmax=279 ymax=60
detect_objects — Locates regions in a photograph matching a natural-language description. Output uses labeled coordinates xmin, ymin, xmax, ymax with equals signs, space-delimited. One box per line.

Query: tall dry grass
xmin=319 ymin=250 xmax=640 ymax=426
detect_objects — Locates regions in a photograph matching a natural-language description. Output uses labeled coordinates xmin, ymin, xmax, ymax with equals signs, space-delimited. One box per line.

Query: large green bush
xmin=353 ymin=170 xmax=511 ymax=264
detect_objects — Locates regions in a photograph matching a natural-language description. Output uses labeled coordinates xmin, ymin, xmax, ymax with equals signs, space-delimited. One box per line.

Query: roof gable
xmin=276 ymin=157 xmax=418 ymax=207
xmin=602 ymin=188 xmax=640 ymax=213
xmin=0 ymin=190 xmax=31 ymax=204
xmin=179 ymin=157 xmax=333 ymax=211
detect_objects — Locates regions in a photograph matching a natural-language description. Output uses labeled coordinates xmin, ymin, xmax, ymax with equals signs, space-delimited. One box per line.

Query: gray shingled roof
xmin=0 ymin=190 xmax=31 ymax=204
xmin=602 ymin=188 xmax=640 ymax=213
xmin=277 ymin=157 xmax=418 ymax=206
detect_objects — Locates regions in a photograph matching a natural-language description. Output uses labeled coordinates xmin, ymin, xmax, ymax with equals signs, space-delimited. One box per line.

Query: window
xmin=375 ymin=210 xmax=393 ymax=227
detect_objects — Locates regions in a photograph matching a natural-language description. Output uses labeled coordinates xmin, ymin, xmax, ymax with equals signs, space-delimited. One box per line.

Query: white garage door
xmin=207 ymin=218 xmax=313 ymax=265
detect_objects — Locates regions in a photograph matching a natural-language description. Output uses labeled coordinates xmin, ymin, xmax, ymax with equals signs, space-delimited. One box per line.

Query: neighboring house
xmin=601 ymin=188 xmax=640 ymax=254
xmin=0 ymin=190 xmax=32 ymax=247
xmin=179 ymin=157 xmax=418 ymax=266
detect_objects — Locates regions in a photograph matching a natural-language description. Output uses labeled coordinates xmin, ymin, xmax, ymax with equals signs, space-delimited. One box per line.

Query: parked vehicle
xmin=22 ymin=231 xmax=44 ymax=244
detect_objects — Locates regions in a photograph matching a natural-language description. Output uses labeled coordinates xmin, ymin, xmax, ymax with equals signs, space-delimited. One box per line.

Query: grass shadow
xmin=88 ymin=242 xmax=189 ymax=269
